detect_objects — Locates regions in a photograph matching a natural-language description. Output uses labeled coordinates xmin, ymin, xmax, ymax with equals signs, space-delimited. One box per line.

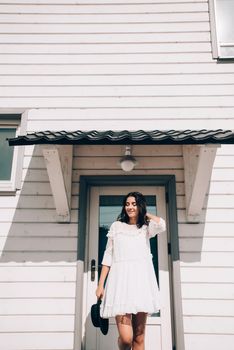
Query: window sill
xmin=0 ymin=185 xmax=18 ymax=196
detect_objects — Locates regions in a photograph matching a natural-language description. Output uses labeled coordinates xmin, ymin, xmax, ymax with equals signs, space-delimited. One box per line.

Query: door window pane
xmin=0 ymin=128 xmax=16 ymax=180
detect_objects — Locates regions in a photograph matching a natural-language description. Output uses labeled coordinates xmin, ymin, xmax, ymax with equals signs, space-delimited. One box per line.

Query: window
xmin=211 ymin=0 xmax=234 ymax=59
xmin=0 ymin=115 xmax=25 ymax=194
xmin=0 ymin=128 xmax=16 ymax=181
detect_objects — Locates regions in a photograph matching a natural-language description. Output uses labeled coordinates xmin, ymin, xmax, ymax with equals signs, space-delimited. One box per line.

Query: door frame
xmin=75 ymin=175 xmax=184 ymax=350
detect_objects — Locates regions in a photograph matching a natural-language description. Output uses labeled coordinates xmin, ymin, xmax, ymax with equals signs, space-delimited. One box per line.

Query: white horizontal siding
xmin=179 ymin=237 xmax=234 ymax=252
xmin=179 ymin=144 xmax=234 ymax=349
xmin=184 ymin=334 xmax=234 ymax=350
xmin=0 ymin=53 xmax=213 ymax=65
xmin=0 ymin=32 xmax=211 ymax=44
xmin=0 ymin=22 xmax=210 ymax=33
xmin=0 ymin=265 xmax=76 ymax=281
xmin=0 ymin=137 xmax=78 ymax=350
xmin=0 ymin=3 xmax=208 ymax=14
xmin=182 ymin=284 xmax=234 ymax=299
xmin=0 ymin=0 xmax=208 ymax=4
xmin=0 ymin=314 xmax=74 ymax=331
xmin=0 ymin=236 xmax=77 ymax=250
xmin=14 ymin=107 xmax=234 ymax=129
xmin=0 ymin=251 xmax=78 ymax=261
xmin=181 ymin=267 xmax=234 ymax=283
xmin=0 ymin=12 xmax=209 ymax=24
xmin=2 ymin=73 xmax=234 ymax=85
xmin=0 ymin=282 xmax=76 ymax=297
xmin=3 ymin=85 xmax=234 ymax=96
xmin=184 ymin=316 xmax=234 ymax=334
xmin=1 ymin=71 xmax=234 ymax=84
xmin=0 ymin=195 xmax=78 ymax=209
xmin=180 ymin=252 xmax=234 ymax=267
xmin=179 ymin=222 xmax=234 ymax=237
xmin=182 ymin=299 xmax=234 ymax=317
xmin=2 ymin=96 xmax=234 ymax=109
xmin=0 ymin=298 xmax=75 ymax=314
xmin=0 ymin=0 xmax=233 ymax=127
xmin=0 ymin=333 xmax=73 ymax=350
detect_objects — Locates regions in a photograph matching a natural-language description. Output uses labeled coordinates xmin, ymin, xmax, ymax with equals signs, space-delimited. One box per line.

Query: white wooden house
xmin=0 ymin=1 xmax=234 ymax=350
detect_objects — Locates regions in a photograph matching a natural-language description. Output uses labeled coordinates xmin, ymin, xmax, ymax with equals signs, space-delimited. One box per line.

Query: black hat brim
xmin=91 ymin=299 xmax=109 ymax=335
xmin=91 ymin=302 xmax=101 ymax=328
xmin=100 ymin=317 xmax=109 ymax=335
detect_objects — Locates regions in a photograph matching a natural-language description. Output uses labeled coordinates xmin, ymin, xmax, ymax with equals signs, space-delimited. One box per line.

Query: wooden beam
xmin=42 ymin=145 xmax=73 ymax=222
xmin=183 ymin=144 xmax=220 ymax=223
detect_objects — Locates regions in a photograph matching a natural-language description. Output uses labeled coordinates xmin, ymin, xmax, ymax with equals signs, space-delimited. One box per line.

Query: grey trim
xmin=208 ymin=0 xmax=219 ymax=59
xmin=78 ymin=175 xmax=179 ymax=263
xmin=15 ymin=111 xmax=28 ymax=190
xmin=78 ymin=175 xmax=182 ymax=350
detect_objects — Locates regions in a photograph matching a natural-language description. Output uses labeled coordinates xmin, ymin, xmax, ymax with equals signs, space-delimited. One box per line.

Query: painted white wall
xmin=180 ymin=144 xmax=234 ymax=350
xmin=0 ymin=143 xmax=77 ymax=350
xmin=0 ymin=0 xmax=234 ymax=129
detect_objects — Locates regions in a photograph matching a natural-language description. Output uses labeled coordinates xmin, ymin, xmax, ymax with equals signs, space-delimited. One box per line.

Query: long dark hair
xmin=117 ymin=192 xmax=149 ymax=228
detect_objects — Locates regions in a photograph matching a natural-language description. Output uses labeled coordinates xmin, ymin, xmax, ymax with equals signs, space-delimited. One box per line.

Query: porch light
xmin=119 ymin=145 xmax=137 ymax=172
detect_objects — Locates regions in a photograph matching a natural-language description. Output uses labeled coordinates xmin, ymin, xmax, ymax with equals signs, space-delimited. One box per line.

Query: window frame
xmin=209 ymin=0 xmax=234 ymax=60
xmin=0 ymin=114 xmax=26 ymax=195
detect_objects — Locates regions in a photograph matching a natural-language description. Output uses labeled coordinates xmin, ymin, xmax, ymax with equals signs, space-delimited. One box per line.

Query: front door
xmin=83 ymin=186 xmax=172 ymax=350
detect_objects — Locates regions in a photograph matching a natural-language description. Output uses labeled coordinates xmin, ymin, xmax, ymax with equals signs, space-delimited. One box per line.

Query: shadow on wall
xmin=1 ymin=143 xmax=215 ymax=264
xmin=1 ymin=142 xmax=216 ymax=268
xmin=178 ymin=183 xmax=220 ymax=264
xmin=178 ymin=180 xmax=234 ymax=264
xmin=0 ymin=144 xmax=78 ymax=350
xmin=0 ymin=144 xmax=78 ymax=262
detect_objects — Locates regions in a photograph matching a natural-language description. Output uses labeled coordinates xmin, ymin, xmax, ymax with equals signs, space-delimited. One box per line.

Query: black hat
xmin=91 ymin=298 xmax=109 ymax=335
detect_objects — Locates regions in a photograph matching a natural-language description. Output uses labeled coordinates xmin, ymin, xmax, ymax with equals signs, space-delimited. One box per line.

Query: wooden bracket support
xmin=183 ymin=144 xmax=220 ymax=223
xmin=42 ymin=145 xmax=73 ymax=223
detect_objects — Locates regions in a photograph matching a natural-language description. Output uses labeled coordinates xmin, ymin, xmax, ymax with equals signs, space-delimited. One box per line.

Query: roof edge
xmin=7 ymin=129 xmax=234 ymax=146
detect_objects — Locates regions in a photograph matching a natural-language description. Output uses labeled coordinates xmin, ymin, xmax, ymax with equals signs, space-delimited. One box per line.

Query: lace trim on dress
xmin=107 ymin=221 xmax=147 ymax=238
xmin=114 ymin=229 xmax=145 ymax=237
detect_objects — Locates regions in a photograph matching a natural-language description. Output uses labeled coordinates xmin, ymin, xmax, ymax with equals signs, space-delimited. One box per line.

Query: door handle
xmin=91 ymin=259 xmax=96 ymax=281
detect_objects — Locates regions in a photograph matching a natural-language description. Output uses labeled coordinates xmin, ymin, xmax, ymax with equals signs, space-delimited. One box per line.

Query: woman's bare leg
xmin=115 ymin=314 xmax=133 ymax=350
xmin=132 ymin=312 xmax=148 ymax=350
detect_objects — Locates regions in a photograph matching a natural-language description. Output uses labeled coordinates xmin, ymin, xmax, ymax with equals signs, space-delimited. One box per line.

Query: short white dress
xmin=100 ymin=218 xmax=166 ymax=319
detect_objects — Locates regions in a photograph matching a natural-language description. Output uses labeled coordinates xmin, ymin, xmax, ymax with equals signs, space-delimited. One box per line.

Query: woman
xmin=95 ymin=192 xmax=166 ymax=350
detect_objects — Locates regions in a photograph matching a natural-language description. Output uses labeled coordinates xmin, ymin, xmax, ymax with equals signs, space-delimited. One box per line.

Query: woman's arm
xmin=146 ymin=213 xmax=166 ymax=238
xmin=96 ymin=222 xmax=115 ymax=299
xmin=96 ymin=265 xmax=110 ymax=299
xmin=146 ymin=212 xmax=161 ymax=223
xmin=98 ymin=265 xmax=110 ymax=287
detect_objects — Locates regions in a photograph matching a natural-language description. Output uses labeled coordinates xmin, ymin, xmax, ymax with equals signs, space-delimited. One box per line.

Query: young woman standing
xmin=96 ymin=192 xmax=166 ymax=350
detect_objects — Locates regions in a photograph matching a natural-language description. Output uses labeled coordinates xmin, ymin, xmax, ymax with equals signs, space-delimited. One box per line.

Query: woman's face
xmin=125 ymin=196 xmax=139 ymax=220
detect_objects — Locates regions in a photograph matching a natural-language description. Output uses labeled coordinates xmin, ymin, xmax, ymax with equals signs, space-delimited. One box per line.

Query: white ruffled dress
xmin=100 ymin=218 xmax=166 ymax=319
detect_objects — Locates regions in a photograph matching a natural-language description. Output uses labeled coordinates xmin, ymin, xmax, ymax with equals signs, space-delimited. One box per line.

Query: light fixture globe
xmin=119 ymin=146 xmax=137 ymax=172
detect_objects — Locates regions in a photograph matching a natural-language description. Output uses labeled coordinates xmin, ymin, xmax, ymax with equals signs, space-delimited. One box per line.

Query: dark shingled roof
xmin=8 ymin=129 xmax=234 ymax=146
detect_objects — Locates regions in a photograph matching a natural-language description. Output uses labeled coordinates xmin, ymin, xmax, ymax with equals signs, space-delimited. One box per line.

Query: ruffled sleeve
xmin=106 ymin=222 xmax=115 ymax=239
xmin=101 ymin=222 xmax=115 ymax=267
xmin=148 ymin=218 xmax=166 ymax=238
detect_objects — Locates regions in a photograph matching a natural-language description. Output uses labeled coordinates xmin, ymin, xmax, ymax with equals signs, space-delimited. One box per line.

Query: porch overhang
xmin=7 ymin=129 xmax=234 ymax=146
xmin=8 ymin=129 xmax=234 ymax=223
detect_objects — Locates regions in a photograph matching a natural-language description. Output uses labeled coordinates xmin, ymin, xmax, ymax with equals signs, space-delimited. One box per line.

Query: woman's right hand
xmin=95 ymin=285 xmax=104 ymax=299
